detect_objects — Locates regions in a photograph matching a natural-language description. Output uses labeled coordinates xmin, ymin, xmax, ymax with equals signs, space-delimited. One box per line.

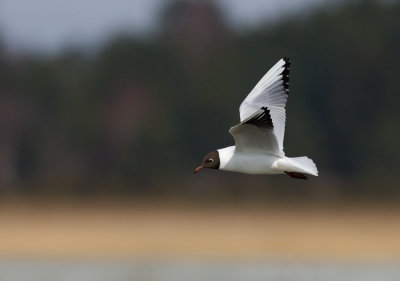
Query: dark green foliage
xmin=0 ymin=0 xmax=399 ymax=198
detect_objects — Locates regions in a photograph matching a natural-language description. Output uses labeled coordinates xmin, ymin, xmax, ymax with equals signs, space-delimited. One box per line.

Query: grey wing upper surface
xmin=229 ymin=58 xmax=291 ymax=155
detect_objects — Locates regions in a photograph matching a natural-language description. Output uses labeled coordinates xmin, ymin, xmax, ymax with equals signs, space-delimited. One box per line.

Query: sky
xmin=0 ymin=0 xmax=329 ymax=54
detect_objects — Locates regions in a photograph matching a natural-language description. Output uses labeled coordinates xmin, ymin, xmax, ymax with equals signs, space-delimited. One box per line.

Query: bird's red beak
xmin=193 ymin=166 xmax=204 ymax=174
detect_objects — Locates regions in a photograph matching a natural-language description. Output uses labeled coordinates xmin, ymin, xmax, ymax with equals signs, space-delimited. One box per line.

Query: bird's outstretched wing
xmin=229 ymin=107 xmax=280 ymax=155
xmin=238 ymin=58 xmax=290 ymax=154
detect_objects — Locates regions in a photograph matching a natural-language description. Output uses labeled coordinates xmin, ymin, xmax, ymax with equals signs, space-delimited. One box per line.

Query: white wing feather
xmin=229 ymin=108 xmax=280 ymax=155
xmin=239 ymin=58 xmax=290 ymax=153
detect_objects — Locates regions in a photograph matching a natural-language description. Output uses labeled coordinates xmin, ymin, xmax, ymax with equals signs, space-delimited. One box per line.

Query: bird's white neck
xmin=217 ymin=146 xmax=236 ymax=170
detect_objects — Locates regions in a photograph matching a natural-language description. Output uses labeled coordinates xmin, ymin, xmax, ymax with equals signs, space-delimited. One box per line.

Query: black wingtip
xmin=282 ymin=57 xmax=291 ymax=94
xmin=244 ymin=107 xmax=273 ymax=128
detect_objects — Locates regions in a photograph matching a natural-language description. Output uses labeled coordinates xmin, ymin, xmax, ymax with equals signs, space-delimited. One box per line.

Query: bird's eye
xmin=206 ymin=159 xmax=214 ymax=163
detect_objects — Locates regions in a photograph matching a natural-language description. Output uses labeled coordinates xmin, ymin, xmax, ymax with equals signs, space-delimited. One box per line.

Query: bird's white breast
xmin=217 ymin=146 xmax=281 ymax=174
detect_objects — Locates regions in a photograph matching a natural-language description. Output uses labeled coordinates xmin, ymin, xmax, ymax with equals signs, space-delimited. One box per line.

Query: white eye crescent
xmin=207 ymin=159 xmax=214 ymax=163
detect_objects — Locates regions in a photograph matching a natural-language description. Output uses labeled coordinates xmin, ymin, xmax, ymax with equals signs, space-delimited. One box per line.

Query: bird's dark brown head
xmin=194 ymin=150 xmax=220 ymax=173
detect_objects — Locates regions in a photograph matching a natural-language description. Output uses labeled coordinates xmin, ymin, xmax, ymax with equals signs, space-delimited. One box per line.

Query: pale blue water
xmin=0 ymin=261 xmax=399 ymax=281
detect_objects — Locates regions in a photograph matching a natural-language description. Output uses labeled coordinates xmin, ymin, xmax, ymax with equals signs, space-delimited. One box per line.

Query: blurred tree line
xmin=0 ymin=0 xmax=399 ymax=200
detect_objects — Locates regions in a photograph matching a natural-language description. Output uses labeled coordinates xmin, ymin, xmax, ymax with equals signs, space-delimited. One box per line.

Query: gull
xmin=194 ymin=58 xmax=318 ymax=179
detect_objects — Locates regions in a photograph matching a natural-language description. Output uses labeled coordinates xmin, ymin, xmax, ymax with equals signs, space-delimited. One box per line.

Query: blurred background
xmin=0 ymin=0 xmax=400 ymax=280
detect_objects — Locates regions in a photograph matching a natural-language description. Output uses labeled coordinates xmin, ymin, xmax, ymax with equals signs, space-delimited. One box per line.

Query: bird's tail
xmin=278 ymin=156 xmax=318 ymax=177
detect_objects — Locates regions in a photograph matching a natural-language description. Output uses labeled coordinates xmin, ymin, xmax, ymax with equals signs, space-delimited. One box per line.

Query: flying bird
xmin=194 ymin=58 xmax=318 ymax=179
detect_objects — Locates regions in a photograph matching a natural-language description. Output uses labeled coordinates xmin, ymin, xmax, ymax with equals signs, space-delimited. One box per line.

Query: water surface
xmin=0 ymin=260 xmax=399 ymax=281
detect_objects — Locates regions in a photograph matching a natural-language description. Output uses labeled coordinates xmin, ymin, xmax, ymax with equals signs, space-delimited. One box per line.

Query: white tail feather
xmin=278 ymin=156 xmax=318 ymax=176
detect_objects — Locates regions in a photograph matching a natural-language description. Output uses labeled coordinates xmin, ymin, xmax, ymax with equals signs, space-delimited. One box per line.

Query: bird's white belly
xmin=218 ymin=146 xmax=282 ymax=174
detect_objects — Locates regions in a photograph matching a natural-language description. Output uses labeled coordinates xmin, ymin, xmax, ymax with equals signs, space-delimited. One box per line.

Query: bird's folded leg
xmin=284 ymin=171 xmax=308 ymax=180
